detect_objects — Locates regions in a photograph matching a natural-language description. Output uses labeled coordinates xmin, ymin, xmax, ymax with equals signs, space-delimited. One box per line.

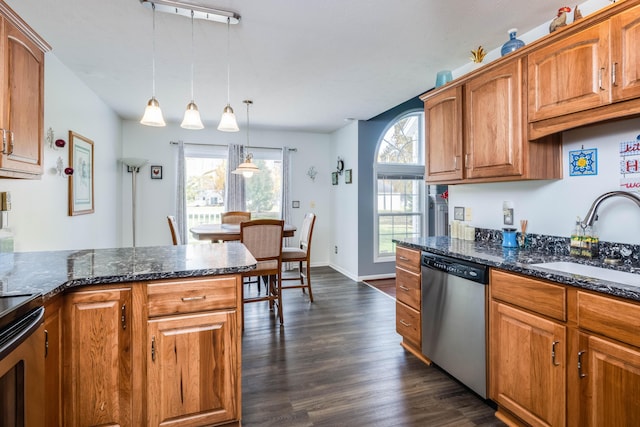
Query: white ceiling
xmin=8 ymin=0 xmax=565 ymax=133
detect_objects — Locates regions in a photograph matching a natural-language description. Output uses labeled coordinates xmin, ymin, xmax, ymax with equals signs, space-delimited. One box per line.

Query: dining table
xmin=190 ymin=223 xmax=297 ymax=242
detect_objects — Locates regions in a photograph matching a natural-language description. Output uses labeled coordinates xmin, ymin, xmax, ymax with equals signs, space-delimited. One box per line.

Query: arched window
xmin=374 ymin=110 xmax=425 ymax=261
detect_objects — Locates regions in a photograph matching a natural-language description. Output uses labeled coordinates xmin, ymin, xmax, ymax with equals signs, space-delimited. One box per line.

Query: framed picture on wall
xmin=150 ymin=165 xmax=163 ymax=179
xmin=345 ymin=169 xmax=352 ymax=184
xmin=68 ymin=131 xmax=94 ymax=216
xmin=331 ymin=172 xmax=338 ymax=185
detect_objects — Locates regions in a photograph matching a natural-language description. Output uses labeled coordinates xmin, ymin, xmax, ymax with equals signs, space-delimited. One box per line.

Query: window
xmin=184 ymin=145 xmax=282 ymax=243
xmin=374 ymin=111 xmax=425 ymax=261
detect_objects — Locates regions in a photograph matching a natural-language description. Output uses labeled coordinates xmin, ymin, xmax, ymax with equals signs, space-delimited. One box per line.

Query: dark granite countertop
xmin=0 ymin=242 xmax=257 ymax=302
xmin=396 ymin=236 xmax=640 ymax=303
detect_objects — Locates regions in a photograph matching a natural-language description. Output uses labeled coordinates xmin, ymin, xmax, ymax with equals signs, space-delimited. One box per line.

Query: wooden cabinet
xmin=395 ymin=246 xmax=430 ymax=364
xmin=146 ymin=276 xmax=241 ymax=427
xmin=489 ymin=270 xmax=567 ymax=427
xmin=0 ymin=2 xmax=49 ymax=178
xmin=422 ymin=58 xmax=561 ymax=184
xmin=570 ymin=291 xmax=640 ymax=426
xmin=44 ymin=296 xmax=64 ymax=427
xmin=528 ymin=3 xmax=640 ymax=139
xmin=63 ymin=287 xmax=132 ymax=427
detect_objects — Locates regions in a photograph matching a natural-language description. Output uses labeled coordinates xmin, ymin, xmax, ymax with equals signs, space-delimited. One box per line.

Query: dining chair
xmin=281 ymin=213 xmax=316 ymax=302
xmin=221 ymin=211 xmax=251 ymax=224
xmin=167 ymin=215 xmax=180 ymax=245
xmin=240 ymin=219 xmax=285 ymax=327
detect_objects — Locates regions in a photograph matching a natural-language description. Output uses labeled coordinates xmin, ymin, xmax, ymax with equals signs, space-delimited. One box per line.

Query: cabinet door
xmin=0 ymin=18 xmax=44 ymax=176
xmin=611 ymin=4 xmax=640 ymax=102
xmin=528 ymin=22 xmax=610 ymax=122
xmin=465 ymin=59 xmax=523 ymax=179
xmin=576 ymin=333 xmax=640 ymax=426
xmin=490 ymin=300 xmax=566 ymax=427
xmin=44 ymin=297 xmax=63 ymax=427
xmin=64 ymin=288 xmax=132 ymax=427
xmin=424 ymin=85 xmax=463 ymax=182
xmin=147 ymin=310 xmax=239 ymax=427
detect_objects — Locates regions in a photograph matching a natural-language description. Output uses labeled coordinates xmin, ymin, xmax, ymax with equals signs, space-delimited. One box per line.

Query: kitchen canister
xmin=502 ymin=228 xmax=518 ymax=248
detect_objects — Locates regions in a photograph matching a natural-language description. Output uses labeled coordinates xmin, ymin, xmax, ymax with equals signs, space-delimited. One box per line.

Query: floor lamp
xmin=120 ymin=158 xmax=149 ymax=247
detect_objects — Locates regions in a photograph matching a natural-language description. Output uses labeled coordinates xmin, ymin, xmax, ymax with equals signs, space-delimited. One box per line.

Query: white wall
xmin=328 ymin=121 xmax=359 ymax=279
xmin=121 ymin=121 xmax=333 ymax=266
xmin=449 ymin=118 xmax=640 ymax=244
xmin=2 ymin=54 xmax=122 ymax=252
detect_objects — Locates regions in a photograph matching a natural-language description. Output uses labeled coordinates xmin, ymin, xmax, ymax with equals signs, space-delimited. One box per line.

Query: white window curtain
xmin=281 ymin=146 xmax=292 ymax=241
xmin=174 ymin=141 xmax=187 ymax=244
xmin=226 ymin=143 xmax=246 ymax=211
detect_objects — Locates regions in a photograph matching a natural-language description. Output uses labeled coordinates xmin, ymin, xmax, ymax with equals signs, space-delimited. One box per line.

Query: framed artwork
xmin=68 ymin=131 xmax=94 ymax=216
xmin=345 ymin=169 xmax=353 ymax=184
xmin=331 ymin=171 xmax=338 ymax=185
xmin=150 ymin=165 xmax=163 ymax=179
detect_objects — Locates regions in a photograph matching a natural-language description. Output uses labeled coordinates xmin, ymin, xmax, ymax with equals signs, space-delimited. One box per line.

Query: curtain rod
xmin=169 ymin=141 xmax=297 ymax=152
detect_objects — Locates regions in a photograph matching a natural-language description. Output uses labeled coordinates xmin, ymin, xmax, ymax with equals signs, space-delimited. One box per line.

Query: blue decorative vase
xmin=501 ymin=28 xmax=525 ymax=56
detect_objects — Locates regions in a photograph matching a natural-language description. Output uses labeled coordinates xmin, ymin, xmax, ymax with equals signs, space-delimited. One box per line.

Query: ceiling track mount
xmin=139 ymin=0 xmax=240 ymax=24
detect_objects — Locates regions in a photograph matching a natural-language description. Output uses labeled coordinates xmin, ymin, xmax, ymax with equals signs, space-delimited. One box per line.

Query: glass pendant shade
xmin=218 ymin=104 xmax=239 ymax=132
xmin=181 ymin=101 xmax=204 ymax=129
xmin=232 ymin=155 xmax=260 ymax=178
xmin=140 ymin=97 xmax=166 ymax=127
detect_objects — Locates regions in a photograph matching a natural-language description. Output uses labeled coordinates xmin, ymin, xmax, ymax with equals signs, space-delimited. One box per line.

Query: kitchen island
xmin=0 ymin=242 xmax=256 ymax=427
xmin=395 ymin=234 xmax=640 ymax=426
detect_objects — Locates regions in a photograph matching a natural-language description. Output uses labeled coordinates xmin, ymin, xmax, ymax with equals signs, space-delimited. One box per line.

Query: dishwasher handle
xmin=0 ymin=306 xmax=45 ymax=360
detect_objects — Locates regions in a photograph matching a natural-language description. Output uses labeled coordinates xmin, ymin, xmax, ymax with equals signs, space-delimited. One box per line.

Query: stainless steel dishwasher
xmin=421 ymin=251 xmax=489 ymax=398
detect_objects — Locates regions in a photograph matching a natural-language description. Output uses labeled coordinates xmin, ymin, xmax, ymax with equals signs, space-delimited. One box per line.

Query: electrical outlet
xmin=503 ymin=201 xmax=514 ymax=225
xmin=334 ymin=246 xmax=338 ymax=254
xmin=464 ymin=207 xmax=473 ymax=221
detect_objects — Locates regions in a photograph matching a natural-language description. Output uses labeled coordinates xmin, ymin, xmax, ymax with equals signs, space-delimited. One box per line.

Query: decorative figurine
xmin=549 ymin=6 xmax=572 ymax=33
xmin=574 ymin=5 xmax=582 ymax=21
xmin=470 ymin=46 xmax=487 ymax=63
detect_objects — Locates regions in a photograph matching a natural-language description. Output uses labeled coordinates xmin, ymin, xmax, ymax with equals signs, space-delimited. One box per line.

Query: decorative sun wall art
xmin=569 ymin=148 xmax=598 ymax=176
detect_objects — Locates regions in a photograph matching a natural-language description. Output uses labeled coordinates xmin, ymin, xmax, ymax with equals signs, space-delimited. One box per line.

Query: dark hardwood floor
xmin=241 ymin=266 xmax=506 ymax=427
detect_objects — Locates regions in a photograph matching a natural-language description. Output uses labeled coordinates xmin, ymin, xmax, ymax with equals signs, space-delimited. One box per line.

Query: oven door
xmin=0 ymin=307 xmax=45 ymax=427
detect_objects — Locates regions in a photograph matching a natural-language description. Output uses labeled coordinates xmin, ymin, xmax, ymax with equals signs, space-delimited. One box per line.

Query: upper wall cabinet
xmin=422 ymin=58 xmax=562 ymax=184
xmin=528 ymin=2 xmax=640 ymax=139
xmin=0 ymin=1 xmax=50 ymax=179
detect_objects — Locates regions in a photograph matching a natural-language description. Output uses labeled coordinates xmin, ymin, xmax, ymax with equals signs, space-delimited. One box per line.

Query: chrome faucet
xmin=581 ymin=191 xmax=640 ymax=228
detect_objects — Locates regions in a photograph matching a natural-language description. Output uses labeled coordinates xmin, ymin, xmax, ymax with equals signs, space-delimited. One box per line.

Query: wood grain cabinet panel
xmin=147 ymin=277 xmax=237 ymax=317
xmin=0 ymin=2 xmax=49 ymax=178
xmin=44 ymin=296 xmax=64 ymax=427
xmin=63 ymin=288 xmax=132 ymax=427
xmin=611 ymin=4 xmax=640 ymax=101
xmin=147 ymin=310 xmax=239 ymax=427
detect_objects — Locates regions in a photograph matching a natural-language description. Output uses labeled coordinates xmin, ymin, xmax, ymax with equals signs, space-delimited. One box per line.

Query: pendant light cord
xmin=246 ymin=101 xmax=250 ymax=149
xmin=151 ymin=3 xmax=157 ymax=98
xmin=190 ymin=10 xmax=195 ymax=101
xmin=226 ymin=17 xmax=231 ymax=103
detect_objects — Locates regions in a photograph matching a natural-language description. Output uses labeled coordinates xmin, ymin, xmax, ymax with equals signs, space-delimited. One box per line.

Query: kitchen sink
xmin=530 ymin=262 xmax=640 ymax=287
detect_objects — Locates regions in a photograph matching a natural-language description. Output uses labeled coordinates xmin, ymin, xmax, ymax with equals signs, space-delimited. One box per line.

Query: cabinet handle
xmin=181 ymin=295 xmax=206 ymax=302
xmin=578 ymin=350 xmax=587 ymax=378
xmin=465 ymin=153 xmax=471 ymax=169
xmin=454 ymin=156 xmax=458 ymax=170
xmin=599 ymin=67 xmax=606 ymax=91
xmin=7 ymin=131 xmax=14 ymax=155
xmin=151 ymin=336 xmax=156 ymax=362
xmin=399 ymin=320 xmax=411 ymax=327
xmin=121 ymin=304 xmax=126 ymax=330
xmin=398 ymin=256 xmax=409 ymax=261
xmin=0 ymin=130 xmax=6 ymax=154
xmin=44 ymin=329 xmax=49 ymax=358
xmin=551 ymin=340 xmax=560 ymax=366
xmin=399 ymin=285 xmax=410 ymax=291
xmin=612 ymin=62 xmax=618 ymax=87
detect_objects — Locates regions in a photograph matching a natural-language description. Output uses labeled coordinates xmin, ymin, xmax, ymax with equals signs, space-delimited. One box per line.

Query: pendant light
xmin=181 ymin=10 xmax=204 ymax=129
xmin=232 ymin=100 xmax=259 ymax=177
xmin=141 ymin=3 xmax=166 ymax=127
xmin=217 ymin=17 xmax=239 ymax=132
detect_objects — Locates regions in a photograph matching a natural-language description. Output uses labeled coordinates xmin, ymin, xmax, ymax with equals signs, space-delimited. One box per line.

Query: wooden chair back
xmin=221 ymin=211 xmax=252 ymax=224
xmin=240 ymin=219 xmax=284 ymax=263
xmin=167 ymin=215 xmax=180 ymax=245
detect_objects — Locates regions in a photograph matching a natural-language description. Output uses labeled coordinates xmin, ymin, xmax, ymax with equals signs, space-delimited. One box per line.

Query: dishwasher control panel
xmin=421 ymin=252 xmax=488 ymax=284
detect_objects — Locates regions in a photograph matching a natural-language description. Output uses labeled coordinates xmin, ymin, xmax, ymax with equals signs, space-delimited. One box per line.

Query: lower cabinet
xmin=147 ymin=311 xmax=239 ymax=426
xmin=60 ymin=276 xmax=242 ymax=427
xmin=63 ymin=287 xmax=132 ymax=427
xmin=490 ymin=269 xmax=640 ymax=427
xmin=44 ymin=296 xmax=64 ymax=427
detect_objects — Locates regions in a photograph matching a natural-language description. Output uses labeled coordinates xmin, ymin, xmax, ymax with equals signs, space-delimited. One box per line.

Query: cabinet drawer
xmin=396 ymin=246 xmax=421 ymax=273
xmin=396 ymin=302 xmax=421 ymax=348
xmin=147 ymin=276 xmax=238 ymax=317
xmin=491 ymin=269 xmax=566 ymax=321
xmin=396 ymin=267 xmax=420 ymax=310
xmin=577 ymin=291 xmax=640 ymax=348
